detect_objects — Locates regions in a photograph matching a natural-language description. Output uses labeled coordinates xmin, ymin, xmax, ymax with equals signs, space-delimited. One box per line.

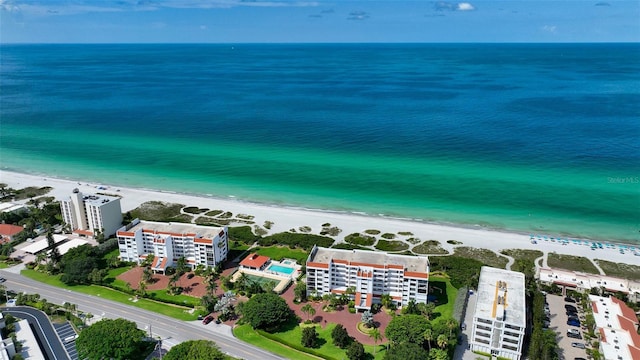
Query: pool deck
xmin=231 ymin=267 xmax=292 ymax=294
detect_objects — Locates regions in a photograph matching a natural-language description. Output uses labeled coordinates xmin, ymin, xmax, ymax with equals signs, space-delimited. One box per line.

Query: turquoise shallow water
xmin=1 ymin=44 xmax=639 ymax=243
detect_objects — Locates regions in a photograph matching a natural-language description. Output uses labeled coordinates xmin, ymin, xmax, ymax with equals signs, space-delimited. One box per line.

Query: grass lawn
xmin=453 ymin=247 xmax=508 ymax=269
xmin=234 ymin=323 xmax=386 ymax=360
xmin=21 ymin=269 xmax=198 ymax=321
xmin=429 ymin=276 xmax=458 ymax=320
xmin=547 ymin=254 xmax=599 ymax=274
xmin=594 ymin=259 xmax=640 ymax=281
xmin=253 ymin=246 xmax=309 ymax=264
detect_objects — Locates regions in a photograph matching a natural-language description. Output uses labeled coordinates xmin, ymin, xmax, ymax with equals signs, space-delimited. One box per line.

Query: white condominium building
xmin=306 ymin=245 xmax=429 ymax=310
xmin=589 ymin=295 xmax=640 ymax=360
xmin=470 ymin=266 xmax=526 ymax=360
xmin=116 ymin=219 xmax=228 ymax=272
xmin=60 ymin=189 xmax=123 ymax=237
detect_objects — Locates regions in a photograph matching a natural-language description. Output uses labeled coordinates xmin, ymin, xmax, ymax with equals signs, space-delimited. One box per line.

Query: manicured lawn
xmin=234 ymin=323 xmax=387 ymax=360
xmin=253 ymin=246 xmax=309 ymax=264
xmin=21 ymin=269 xmax=198 ymax=321
xmin=429 ymin=276 xmax=458 ymax=320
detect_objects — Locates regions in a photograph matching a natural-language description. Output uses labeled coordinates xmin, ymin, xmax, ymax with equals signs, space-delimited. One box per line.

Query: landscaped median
xmin=20 ymin=268 xmax=198 ymax=321
xmin=233 ymin=323 xmax=386 ymax=360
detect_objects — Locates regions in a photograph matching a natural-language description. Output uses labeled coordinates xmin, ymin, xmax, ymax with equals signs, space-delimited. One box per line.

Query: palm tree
xmin=445 ymin=318 xmax=457 ymax=338
xmin=236 ymin=272 xmax=249 ymax=291
xmin=424 ymin=328 xmax=433 ymax=351
xmin=369 ymin=328 xmax=383 ymax=355
xmin=437 ymin=334 xmax=448 ymax=350
xmin=142 ymin=267 xmax=154 ymax=283
xmin=301 ymin=303 xmax=316 ymax=321
xmin=206 ymin=277 xmax=218 ymax=296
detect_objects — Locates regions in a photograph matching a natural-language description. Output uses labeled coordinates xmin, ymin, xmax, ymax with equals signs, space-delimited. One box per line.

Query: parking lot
xmin=54 ymin=322 xmax=78 ymax=360
xmin=545 ymin=294 xmax=588 ymax=360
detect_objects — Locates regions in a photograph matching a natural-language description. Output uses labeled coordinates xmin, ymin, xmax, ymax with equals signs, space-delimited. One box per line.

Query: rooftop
xmin=81 ymin=193 xmax=120 ymax=206
xmin=308 ymin=246 xmax=429 ymax=272
xmin=474 ymin=266 xmax=526 ymax=326
xmin=125 ymin=220 xmax=225 ymax=240
xmin=590 ymin=295 xmax=640 ymax=360
xmin=240 ymin=253 xmax=270 ymax=269
xmin=0 ymin=224 xmax=24 ymax=236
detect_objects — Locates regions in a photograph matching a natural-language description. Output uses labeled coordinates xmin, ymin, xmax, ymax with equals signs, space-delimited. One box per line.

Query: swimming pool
xmin=267 ymin=264 xmax=295 ymax=276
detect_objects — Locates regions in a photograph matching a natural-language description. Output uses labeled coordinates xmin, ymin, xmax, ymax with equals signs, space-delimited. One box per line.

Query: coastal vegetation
xmin=344 ymin=233 xmax=376 ymax=246
xmin=452 ymin=247 xmax=508 ymax=269
xmin=76 ymin=318 xmax=154 ymax=360
xmin=259 ymin=232 xmax=334 ymax=251
xmin=129 ymin=201 xmax=186 ymax=222
xmin=593 ymin=260 xmax=640 ymax=281
xmin=412 ymin=240 xmax=448 ymax=255
xmin=374 ymin=240 xmax=409 ymax=252
xmin=0 ymin=183 xmax=52 ymax=201
xmin=547 ymin=253 xmax=599 ymax=274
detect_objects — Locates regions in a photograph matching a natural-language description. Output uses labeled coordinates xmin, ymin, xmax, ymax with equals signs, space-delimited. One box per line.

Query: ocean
xmin=1 ymin=43 xmax=639 ymax=243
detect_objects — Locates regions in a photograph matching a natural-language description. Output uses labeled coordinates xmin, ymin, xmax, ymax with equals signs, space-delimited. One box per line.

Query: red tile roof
xmin=73 ymin=229 xmax=94 ymax=236
xmin=629 ymin=345 xmax=640 ymax=360
xmin=239 ymin=253 xmax=270 ymax=269
xmin=612 ymin=297 xmax=638 ymax=323
xmin=0 ymin=224 xmax=24 ymax=236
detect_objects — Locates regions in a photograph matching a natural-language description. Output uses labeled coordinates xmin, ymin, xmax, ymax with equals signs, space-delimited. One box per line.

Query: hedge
xmin=259 ymin=232 xmax=334 ymax=251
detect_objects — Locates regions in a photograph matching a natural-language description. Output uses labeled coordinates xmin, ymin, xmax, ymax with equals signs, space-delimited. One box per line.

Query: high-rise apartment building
xmin=306 ymin=246 xmax=429 ymax=310
xmin=116 ymin=219 xmax=228 ymax=272
xmin=470 ymin=266 xmax=526 ymax=360
xmin=60 ymin=189 xmax=123 ymax=237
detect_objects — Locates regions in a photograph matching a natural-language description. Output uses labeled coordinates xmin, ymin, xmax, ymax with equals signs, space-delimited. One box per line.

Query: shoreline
xmin=1 ymin=169 xmax=638 ymax=266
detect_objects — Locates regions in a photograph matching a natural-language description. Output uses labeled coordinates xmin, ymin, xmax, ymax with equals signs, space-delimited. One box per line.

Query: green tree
xmin=301 ymin=303 xmax=316 ymax=321
xmin=346 ymin=341 xmax=365 ymax=360
xmin=301 ymin=326 xmax=318 ymax=348
xmin=164 ymin=340 xmax=227 ymax=360
xmin=331 ymin=324 xmax=352 ymax=349
xmin=61 ymin=257 xmax=98 ymax=285
xmin=423 ymin=328 xmax=433 ymax=351
xmin=384 ymin=342 xmax=429 ymax=360
xmin=369 ymin=327 xmax=383 ymax=355
xmin=76 ymin=318 xmax=148 ymax=360
xmin=418 ymin=302 xmax=436 ymax=320
xmin=88 ymin=268 xmax=106 ymax=284
xmin=176 ymin=256 xmax=189 ymax=276
xmin=142 ymin=267 xmax=154 ymax=283
xmin=241 ymin=292 xmax=293 ymax=331
xmin=201 ymin=294 xmax=218 ymax=313
xmin=385 ymin=314 xmax=429 ymax=345
xmin=436 ymin=334 xmax=448 ymax=349
xmin=428 ymin=348 xmax=449 ymax=360
xmin=294 ymin=280 xmax=307 ymax=302
xmin=402 ymin=299 xmax=420 ymax=315
xmin=380 ymin=293 xmax=394 ymax=310
xmin=46 ymin=231 xmax=61 ymax=271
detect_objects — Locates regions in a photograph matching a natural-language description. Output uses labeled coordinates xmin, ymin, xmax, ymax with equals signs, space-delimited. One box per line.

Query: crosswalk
xmin=54 ymin=322 xmax=78 ymax=360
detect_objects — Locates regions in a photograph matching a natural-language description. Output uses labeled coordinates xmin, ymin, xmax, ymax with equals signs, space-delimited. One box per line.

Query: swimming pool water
xmin=268 ymin=264 xmax=295 ymax=275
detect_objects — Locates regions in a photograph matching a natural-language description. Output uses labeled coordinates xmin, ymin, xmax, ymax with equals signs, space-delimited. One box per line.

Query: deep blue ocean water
xmin=1 ymin=43 xmax=639 ymax=242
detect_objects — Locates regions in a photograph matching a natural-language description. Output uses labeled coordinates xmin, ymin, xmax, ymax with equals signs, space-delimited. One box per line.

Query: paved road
xmin=0 ymin=270 xmax=284 ymax=360
xmin=1 ymin=306 xmax=69 ymax=360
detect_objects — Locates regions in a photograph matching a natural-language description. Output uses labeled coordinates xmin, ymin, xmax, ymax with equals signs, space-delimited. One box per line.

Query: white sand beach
xmin=2 ymin=170 xmax=638 ymax=267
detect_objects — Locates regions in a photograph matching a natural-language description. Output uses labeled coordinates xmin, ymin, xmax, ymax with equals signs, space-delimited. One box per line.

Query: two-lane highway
xmin=0 ymin=270 xmax=285 ymax=360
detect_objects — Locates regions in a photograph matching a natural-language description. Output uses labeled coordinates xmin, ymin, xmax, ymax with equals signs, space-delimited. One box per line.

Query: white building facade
xmin=60 ymin=190 xmax=123 ymax=237
xmin=470 ymin=267 xmax=526 ymax=360
xmin=306 ymin=246 xmax=429 ymax=310
xmin=116 ymin=220 xmax=228 ymax=271
xmin=589 ymin=295 xmax=640 ymax=360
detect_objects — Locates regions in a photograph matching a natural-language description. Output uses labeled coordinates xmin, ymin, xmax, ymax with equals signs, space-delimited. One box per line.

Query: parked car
xmin=565 ymin=304 xmax=577 ymax=311
xmin=571 ymin=342 xmax=586 ymax=349
xmin=567 ymin=320 xmax=581 ymax=327
xmin=202 ymin=315 xmax=214 ymax=325
xmin=567 ymin=332 xmax=582 ymax=339
xmin=566 ymin=311 xmax=578 ymax=317
xmin=567 ymin=329 xmax=580 ymax=335
xmin=565 ymin=297 xmax=576 ymax=303
xmin=0 ymin=277 xmax=6 ymax=283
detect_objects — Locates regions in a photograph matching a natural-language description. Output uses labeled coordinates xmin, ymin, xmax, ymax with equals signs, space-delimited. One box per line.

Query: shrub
xmin=228 ymin=226 xmax=261 ymax=244
xmin=301 ymin=327 xmax=319 ymax=348
xmin=331 ymin=324 xmax=352 ymax=348
xmin=259 ymin=232 xmax=334 ymax=250
xmin=375 ymin=240 xmax=409 ymax=252
xmin=344 ymin=233 xmax=376 ymax=246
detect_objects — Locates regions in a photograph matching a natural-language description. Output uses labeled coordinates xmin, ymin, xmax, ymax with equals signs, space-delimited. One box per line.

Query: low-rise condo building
xmin=470 ymin=266 xmax=526 ymax=360
xmin=116 ymin=219 xmax=228 ymax=272
xmin=60 ymin=189 xmax=123 ymax=237
xmin=589 ymin=295 xmax=640 ymax=360
xmin=539 ymin=267 xmax=640 ymax=302
xmin=306 ymin=245 xmax=429 ymax=310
